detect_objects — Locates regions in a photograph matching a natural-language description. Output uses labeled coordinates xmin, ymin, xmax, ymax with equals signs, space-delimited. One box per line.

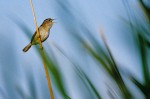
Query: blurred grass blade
xmin=54 ymin=43 xmax=102 ymax=99
xmin=84 ymin=42 xmax=110 ymax=73
xmin=130 ymin=76 xmax=150 ymax=98
xmin=99 ymin=30 xmax=132 ymax=98
xmin=83 ymin=72 xmax=102 ymax=99
xmin=138 ymin=34 xmax=150 ymax=84
xmin=81 ymin=26 xmax=112 ymax=64
xmin=138 ymin=0 xmax=150 ymax=22
xmin=75 ymin=66 xmax=102 ymax=99
xmin=42 ymin=51 xmax=71 ymax=99
xmin=106 ymin=84 xmax=119 ymax=99
xmin=10 ymin=16 xmax=32 ymax=38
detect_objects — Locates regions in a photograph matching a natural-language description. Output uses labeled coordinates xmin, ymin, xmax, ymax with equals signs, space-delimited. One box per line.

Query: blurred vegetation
xmin=2 ymin=0 xmax=150 ymax=99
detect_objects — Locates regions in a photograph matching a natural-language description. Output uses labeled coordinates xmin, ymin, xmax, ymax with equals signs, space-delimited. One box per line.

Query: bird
xmin=23 ymin=18 xmax=54 ymax=52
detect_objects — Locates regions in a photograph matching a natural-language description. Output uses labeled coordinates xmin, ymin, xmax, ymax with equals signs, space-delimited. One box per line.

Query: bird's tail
xmin=23 ymin=43 xmax=32 ymax=52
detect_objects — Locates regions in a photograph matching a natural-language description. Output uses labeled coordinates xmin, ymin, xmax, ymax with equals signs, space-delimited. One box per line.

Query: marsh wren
xmin=23 ymin=18 xmax=54 ymax=52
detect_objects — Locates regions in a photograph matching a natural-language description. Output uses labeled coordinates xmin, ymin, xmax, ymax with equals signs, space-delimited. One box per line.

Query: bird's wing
xmin=31 ymin=31 xmax=37 ymax=43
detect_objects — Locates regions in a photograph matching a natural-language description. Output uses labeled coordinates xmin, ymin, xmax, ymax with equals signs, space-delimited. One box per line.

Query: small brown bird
xmin=23 ymin=18 xmax=54 ymax=52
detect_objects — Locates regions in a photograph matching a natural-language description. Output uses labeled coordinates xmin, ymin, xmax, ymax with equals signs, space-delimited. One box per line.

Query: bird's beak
xmin=52 ymin=19 xmax=57 ymax=23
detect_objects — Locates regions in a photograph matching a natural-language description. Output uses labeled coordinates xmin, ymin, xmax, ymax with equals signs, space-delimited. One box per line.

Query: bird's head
xmin=43 ymin=18 xmax=55 ymax=27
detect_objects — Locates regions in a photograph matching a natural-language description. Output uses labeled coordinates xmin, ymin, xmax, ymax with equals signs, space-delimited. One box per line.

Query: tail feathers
xmin=23 ymin=43 xmax=32 ymax=52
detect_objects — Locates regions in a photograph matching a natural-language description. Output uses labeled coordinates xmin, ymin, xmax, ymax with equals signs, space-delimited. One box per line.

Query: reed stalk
xmin=29 ymin=0 xmax=54 ymax=99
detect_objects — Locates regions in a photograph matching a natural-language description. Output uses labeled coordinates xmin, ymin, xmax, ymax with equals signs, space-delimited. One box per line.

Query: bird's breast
xmin=39 ymin=27 xmax=49 ymax=41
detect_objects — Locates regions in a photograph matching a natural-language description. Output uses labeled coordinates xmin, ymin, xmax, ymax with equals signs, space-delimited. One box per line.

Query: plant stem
xmin=29 ymin=0 xmax=54 ymax=99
